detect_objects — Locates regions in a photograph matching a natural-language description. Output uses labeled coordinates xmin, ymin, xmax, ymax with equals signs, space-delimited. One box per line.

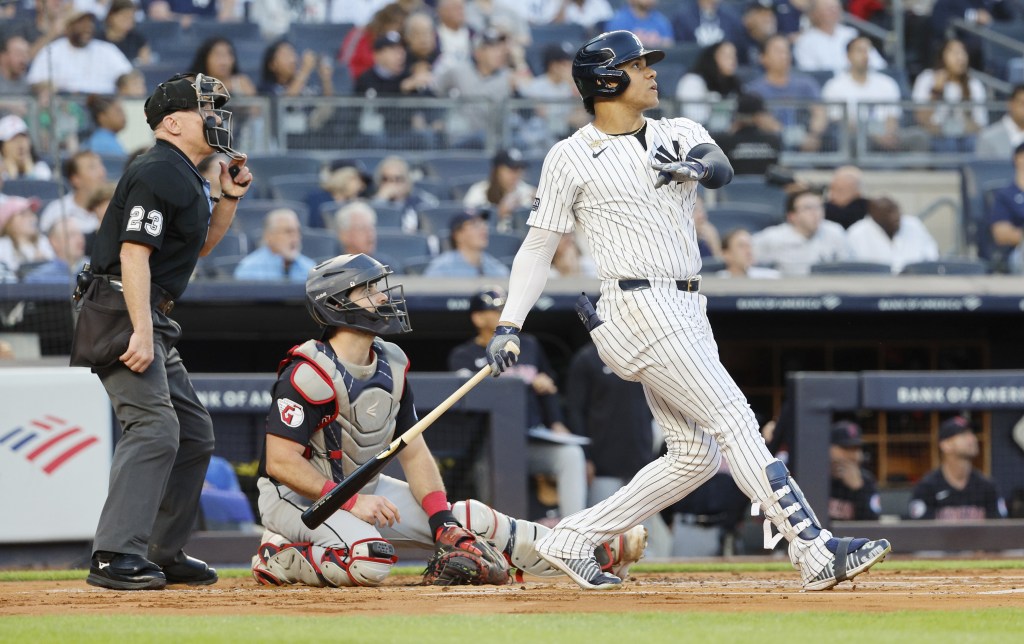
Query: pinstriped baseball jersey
xmin=527 ymin=117 xmax=714 ymax=280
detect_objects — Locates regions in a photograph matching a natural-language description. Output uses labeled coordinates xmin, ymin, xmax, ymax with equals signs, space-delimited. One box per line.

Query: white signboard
xmin=0 ymin=368 xmax=112 ymax=543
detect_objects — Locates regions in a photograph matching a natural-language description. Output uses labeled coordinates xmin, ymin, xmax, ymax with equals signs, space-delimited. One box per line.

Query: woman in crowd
xmin=0 ymin=197 xmax=53 ymax=274
xmin=911 ymin=38 xmax=988 ymax=153
xmin=259 ymin=38 xmax=334 ymax=97
xmin=189 ymin=37 xmax=257 ymax=97
xmin=462 ymin=149 xmax=536 ymax=233
xmin=675 ymin=40 xmax=743 ymax=134
xmin=0 ymin=115 xmax=52 ymax=181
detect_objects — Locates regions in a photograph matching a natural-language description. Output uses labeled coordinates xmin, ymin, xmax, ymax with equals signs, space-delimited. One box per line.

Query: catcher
xmin=252 ymin=253 xmax=646 ymax=587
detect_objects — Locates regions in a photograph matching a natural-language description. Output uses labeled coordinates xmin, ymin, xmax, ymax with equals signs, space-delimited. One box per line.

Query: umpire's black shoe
xmin=87 ymin=552 xmax=167 ymax=591
xmin=158 ymin=552 xmax=218 ymax=586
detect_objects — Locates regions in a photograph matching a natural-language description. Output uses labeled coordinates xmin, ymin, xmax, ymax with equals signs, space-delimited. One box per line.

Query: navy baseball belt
xmin=618 ymin=277 xmax=701 ymax=292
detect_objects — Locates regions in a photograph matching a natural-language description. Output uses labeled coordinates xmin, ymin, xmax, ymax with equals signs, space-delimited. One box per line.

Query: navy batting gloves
xmin=485 ymin=325 xmax=521 ymax=377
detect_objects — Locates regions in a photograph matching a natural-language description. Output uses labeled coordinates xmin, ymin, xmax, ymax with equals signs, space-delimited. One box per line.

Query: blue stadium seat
xmin=301 ymin=228 xmax=341 ymax=262
xmin=809 ymin=261 xmax=892 ymax=274
xmin=246 ymin=154 xmax=326 ymax=198
xmin=900 ymin=259 xmax=989 ymax=275
xmin=287 ymin=22 xmax=355 ymax=58
xmin=268 ymin=174 xmax=322 ymax=202
xmin=135 ymin=20 xmax=183 ymax=46
xmin=706 ymin=203 xmax=783 ymax=236
xmin=424 ymin=154 xmax=492 ymax=180
xmin=716 ymin=177 xmax=788 ymax=213
xmin=185 ymin=19 xmax=262 ymax=44
xmin=418 ymin=202 xmax=476 ymax=237
xmin=2 ymin=179 xmax=63 ymax=201
xmin=486 ymin=231 xmax=524 ymax=262
xmin=138 ymin=63 xmax=184 ymax=94
xmin=699 ymin=257 xmax=726 ymax=274
xmin=376 ymin=231 xmax=432 ymax=260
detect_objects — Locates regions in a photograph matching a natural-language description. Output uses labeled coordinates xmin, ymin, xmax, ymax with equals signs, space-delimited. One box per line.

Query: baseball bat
xmin=301 ymin=343 xmax=516 ymax=529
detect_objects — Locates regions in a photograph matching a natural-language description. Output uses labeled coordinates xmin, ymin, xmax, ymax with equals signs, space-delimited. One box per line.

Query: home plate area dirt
xmin=2 ymin=568 xmax=1022 ymax=616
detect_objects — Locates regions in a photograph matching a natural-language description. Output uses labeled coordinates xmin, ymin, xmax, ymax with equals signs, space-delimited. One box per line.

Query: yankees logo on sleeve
xmin=528 ymin=116 xmax=715 ymax=280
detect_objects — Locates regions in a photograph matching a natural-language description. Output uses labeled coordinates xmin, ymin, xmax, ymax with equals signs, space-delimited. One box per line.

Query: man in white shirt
xmin=329 ymin=0 xmax=390 ymax=26
xmin=25 ymin=11 xmax=133 ymax=95
xmin=976 ymin=85 xmax=1024 ymax=159
xmin=39 ymin=150 xmax=108 ymax=236
xmin=821 ymin=36 xmax=902 ymax=150
xmin=435 ymin=0 xmax=474 ymax=74
xmin=752 ymin=188 xmax=849 ymax=275
xmin=847 ymin=196 xmax=938 ymax=273
xmin=793 ymin=0 xmax=886 ymax=72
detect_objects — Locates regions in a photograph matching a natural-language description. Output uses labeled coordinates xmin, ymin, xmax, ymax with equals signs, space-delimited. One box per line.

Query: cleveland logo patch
xmin=277 ymin=398 xmax=304 ymax=427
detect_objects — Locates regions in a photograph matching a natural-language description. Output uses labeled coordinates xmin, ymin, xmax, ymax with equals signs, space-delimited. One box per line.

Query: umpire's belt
xmin=618 ymin=277 xmax=701 ymax=293
xmin=103 ymin=277 xmax=175 ymax=315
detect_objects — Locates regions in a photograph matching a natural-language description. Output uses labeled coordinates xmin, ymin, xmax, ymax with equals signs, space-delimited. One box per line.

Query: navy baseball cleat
xmin=803 ymin=537 xmax=891 ymax=591
xmin=87 ymin=552 xmax=167 ymax=590
xmin=537 ymin=552 xmax=622 ymax=590
xmin=158 ymin=552 xmax=219 ymax=586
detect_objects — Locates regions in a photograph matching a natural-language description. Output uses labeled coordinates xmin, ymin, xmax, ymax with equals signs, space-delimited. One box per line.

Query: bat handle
xmin=504 ymin=340 xmax=520 ymax=355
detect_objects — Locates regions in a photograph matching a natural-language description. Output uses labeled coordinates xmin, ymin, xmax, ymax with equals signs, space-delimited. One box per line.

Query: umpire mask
xmin=306 ymin=254 xmax=413 ymax=336
xmin=144 ymin=73 xmax=244 ymax=159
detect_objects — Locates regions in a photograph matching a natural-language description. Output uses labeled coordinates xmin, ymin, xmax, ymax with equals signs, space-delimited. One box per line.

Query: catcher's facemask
xmin=145 ymin=73 xmax=244 ymax=160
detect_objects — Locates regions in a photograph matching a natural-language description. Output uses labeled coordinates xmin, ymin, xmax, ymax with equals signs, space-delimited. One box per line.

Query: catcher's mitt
xmin=422 ymin=525 xmax=510 ymax=586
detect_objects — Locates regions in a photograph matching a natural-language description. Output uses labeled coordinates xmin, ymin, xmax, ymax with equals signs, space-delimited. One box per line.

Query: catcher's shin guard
xmin=251 ymin=530 xmax=396 ymax=587
xmin=453 ymin=499 xmax=559 ymax=578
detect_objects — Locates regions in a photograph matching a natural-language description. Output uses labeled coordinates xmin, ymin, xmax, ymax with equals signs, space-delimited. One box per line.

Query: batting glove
xmin=485 ymin=325 xmax=521 ymax=377
xmin=652 ymin=159 xmax=708 ymax=188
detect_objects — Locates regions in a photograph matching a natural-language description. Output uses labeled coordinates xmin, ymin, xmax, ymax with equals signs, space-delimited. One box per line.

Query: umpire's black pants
xmin=91 ymin=305 xmax=214 ymax=564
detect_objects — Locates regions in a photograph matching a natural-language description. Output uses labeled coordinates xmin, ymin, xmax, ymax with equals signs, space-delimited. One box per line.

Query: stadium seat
xmin=715 ymin=176 xmax=788 ymax=212
xmin=196 ymin=254 xmax=246 ymax=279
xmin=529 ymin=23 xmax=587 ymax=49
xmin=138 ymin=62 xmax=184 ymax=93
xmin=246 ymin=154 xmax=325 ymax=198
xmin=376 ymin=231 xmax=432 ymax=260
xmin=96 ymin=154 xmax=128 ymax=180
xmin=448 ymin=175 xmax=481 ymax=202
xmin=287 ymin=22 xmax=355 ymax=59
xmin=424 ymin=154 xmax=492 ymax=180
xmin=660 ymin=43 xmax=703 ymax=70
xmin=486 ymin=231 xmax=524 ymax=261
xmin=135 ymin=20 xmax=183 ymax=46
xmin=268 ymin=174 xmax=322 ymax=202
xmin=418 ymin=202 xmax=476 ymax=237
xmin=706 ymin=203 xmax=783 ymax=235
xmin=654 ymin=63 xmax=687 ymax=97
xmin=809 ymin=261 xmax=893 ymax=274
xmin=301 ymin=228 xmax=341 ymax=262
xmin=699 ymin=257 xmax=726 ymax=274
xmin=2 ymin=179 xmax=63 ymax=201
xmin=961 ymin=160 xmax=1011 ymax=258
xmin=185 ymin=19 xmax=262 ymax=44
xmin=900 ymin=259 xmax=989 ymax=275
xmin=415 ymin=178 xmax=455 ymax=202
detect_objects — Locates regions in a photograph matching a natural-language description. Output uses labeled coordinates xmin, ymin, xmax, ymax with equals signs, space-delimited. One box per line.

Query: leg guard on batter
xmin=453 ymin=499 xmax=648 ymax=580
xmin=251 ymin=530 xmax=397 ymax=588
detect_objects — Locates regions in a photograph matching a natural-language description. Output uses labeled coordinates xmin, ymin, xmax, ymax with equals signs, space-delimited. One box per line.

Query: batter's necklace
xmin=589 ymin=122 xmax=647 ymax=148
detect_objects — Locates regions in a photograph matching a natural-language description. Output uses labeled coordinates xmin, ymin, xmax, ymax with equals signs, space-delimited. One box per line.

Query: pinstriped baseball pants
xmin=538 ymin=279 xmax=832 ymax=576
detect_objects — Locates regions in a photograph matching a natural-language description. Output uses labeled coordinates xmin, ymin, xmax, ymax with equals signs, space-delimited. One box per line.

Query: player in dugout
xmin=250 ymin=253 xmax=646 ymax=587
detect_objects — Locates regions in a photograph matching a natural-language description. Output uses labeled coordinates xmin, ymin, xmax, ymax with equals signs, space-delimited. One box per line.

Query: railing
xmin=13 ymin=94 xmax=1018 ymax=170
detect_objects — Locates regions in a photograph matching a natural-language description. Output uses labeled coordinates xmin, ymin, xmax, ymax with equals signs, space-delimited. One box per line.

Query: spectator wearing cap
xmin=83 ymin=95 xmax=128 ymax=156
xmin=462 ymin=149 xmax=536 ymax=232
xmin=976 ymin=85 xmax=1024 ymax=160
xmin=519 ymin=42 xmax=590 ymax=144
xmin=423 ymin=209 xmax=509 ymax=277
xmin=793 ymin=0 xmax=886 ymax=72
xmin=908 ymin=416 xmax=1008 ymax=521
xmin=828 ymin=420 xmax=881 ymax=521
xmin=988 ymin=142 xmax=1024 ymax=273
xmin=100 ymin=0 xmax=151 ymax=66
xmin=0 ymin=196 xmax=54 ymax=274
xmin=676 ymin=40 xmax=743 ymax=132
xmin=25 ymin=11 xmax=133 ymax=95
xmin=744 ymin=33 xmax=828 ymax=152
xmin=234 ymin=209 xmax=317 ymax=282
xmin=716 ymin=93 xmax=782 ymax=176
xmin=370 ymin=155 xmax=439 ymax=233
xmin=847 ymin=196 xmax=938 ymax=273
xmin=605 ymin=0 xmax=674 ymax=48
xmin=0 ymin=33 xmax=31 ymax=96
xmin=22 ymin=217 xmax=88 ymax=283
xmin=672 ymin=0 xmax=744 ymax=49
xmin=0 ymin=115 xmax=53 ymax=181
xmin=39 ymin=150 xmax=108 ymax=236
xmin=448 ymin=286 xmax=588 ymax=521
xmin=436 ymin=28 xmax=527 ymax=149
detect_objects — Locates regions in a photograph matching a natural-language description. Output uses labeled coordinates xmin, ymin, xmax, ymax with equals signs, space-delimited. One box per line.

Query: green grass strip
xmin=3 ymin=558 xmax=1022 ymax=582
xmin=1 ymin=610 xmax=1022 ymax=644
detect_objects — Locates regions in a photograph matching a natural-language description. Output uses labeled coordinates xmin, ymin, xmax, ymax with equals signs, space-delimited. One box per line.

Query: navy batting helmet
xmin=572 ymin=30 xmax=665 ymax=100
xmin=305 ymin=254 xmax=412 ymax=336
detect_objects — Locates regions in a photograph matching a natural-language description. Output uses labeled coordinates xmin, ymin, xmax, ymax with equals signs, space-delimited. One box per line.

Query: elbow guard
xmin=687 ymin=143 xmax=734 ymax=189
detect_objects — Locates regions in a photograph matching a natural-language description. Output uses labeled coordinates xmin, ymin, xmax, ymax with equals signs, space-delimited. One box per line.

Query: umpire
xmin=72 ymin=73 xmax=254 ymax=590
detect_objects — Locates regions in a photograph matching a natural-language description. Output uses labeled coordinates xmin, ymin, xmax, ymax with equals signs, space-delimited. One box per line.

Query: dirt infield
xmin=2 ymin=567 xmax=1022 ymax=616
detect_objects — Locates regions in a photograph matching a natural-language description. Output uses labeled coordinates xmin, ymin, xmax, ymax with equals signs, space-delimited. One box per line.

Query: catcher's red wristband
xmin=320 ymin=481 xmax=359 ymax=512
xmin=421 ymin=490 xmax=450 ymax=517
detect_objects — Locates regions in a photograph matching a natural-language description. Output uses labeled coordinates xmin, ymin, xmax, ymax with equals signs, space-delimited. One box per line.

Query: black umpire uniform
xmin=72 ymin=73 xmax=253 ymax=590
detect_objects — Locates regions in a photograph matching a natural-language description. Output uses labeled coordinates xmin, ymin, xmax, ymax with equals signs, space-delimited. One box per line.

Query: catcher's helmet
xmin=572 ymin=30 xmax=665 ymax=100
xmin=305 ymin=254 xmax=412 ymax=336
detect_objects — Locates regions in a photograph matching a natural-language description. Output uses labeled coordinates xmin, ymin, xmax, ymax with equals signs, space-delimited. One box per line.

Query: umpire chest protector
xmin=287 ymin=339 xmax=408 ymax=493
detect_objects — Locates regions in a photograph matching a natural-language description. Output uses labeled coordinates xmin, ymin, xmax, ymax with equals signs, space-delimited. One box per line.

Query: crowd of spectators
xmin=2 ymin=0 xmax=1024 ymax=282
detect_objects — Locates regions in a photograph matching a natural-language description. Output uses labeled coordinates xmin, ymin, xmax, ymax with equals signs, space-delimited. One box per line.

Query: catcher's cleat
xmin=802 ymin=537 xmax=891 ymax=591
xmin=536 ymin=551 xmax=622 ymax=590
xmin=595 ymin=525 xmax=648 ymax=580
